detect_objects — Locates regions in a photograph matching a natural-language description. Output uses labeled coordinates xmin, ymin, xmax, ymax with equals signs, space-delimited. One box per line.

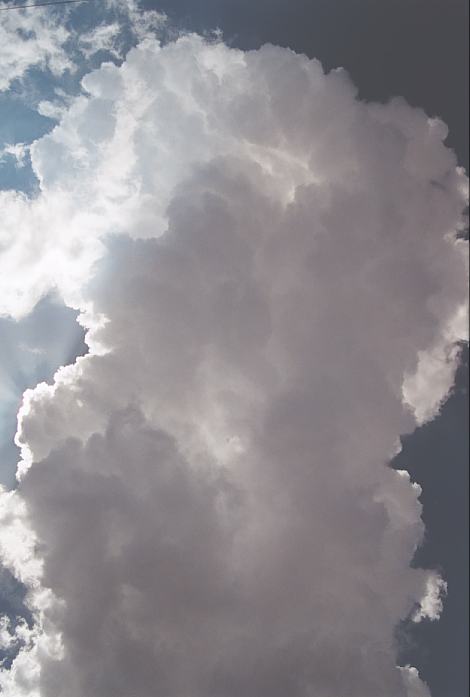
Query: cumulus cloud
xmin=0 ymin=31 xmax=468 ymax=697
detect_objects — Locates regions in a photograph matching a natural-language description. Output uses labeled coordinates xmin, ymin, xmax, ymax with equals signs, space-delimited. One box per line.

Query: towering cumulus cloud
xmin=0 ymin=34 xmax=468 ymax=697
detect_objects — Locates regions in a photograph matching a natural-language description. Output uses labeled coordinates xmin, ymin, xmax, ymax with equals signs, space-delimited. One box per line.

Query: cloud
xmin=399 ymin=666 xmax=432 ymax=697
xmin=0 ymin=143 xmax=28 ymax=168
xmin=78 ymin=22 xmax=124 ymax=60
xmin=0 ymin=32 xmax=467 ymax=697
xmin=0 ymin=293 xmax=87 ymax=487
xmin=76 ymin=1 xmax=166 ymax=60
xmin=0 ymin=0 xmax=166 ymax=126
xmin=413 ymin=572 xmax=447 ymax=623
xmin=0 ymin=7 xmax=73 ymax=93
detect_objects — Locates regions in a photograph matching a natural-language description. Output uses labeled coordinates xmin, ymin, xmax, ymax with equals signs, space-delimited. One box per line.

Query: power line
xmin=0 ymin=0 xmax=89 ymax=11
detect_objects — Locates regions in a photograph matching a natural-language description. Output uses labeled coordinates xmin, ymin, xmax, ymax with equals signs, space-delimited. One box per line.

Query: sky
xmin=0 ymin=1 xmax=468 ymax=696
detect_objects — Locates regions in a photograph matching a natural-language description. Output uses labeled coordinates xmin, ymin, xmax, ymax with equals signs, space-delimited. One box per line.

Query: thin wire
xmin=0 ymin=0 xmax=88 ymax=10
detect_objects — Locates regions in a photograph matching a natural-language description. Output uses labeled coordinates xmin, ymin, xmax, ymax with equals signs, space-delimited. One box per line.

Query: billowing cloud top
xmin=0 ymin=10 xmax=468 ymax=697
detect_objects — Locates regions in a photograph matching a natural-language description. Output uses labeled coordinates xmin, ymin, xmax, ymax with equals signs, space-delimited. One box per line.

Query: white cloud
xmin=0 ymin=32 xmax=468 ymax=697
xmin=413 ymin=572 xmax=447 ymax=623
xmin=0 ymin=8 xmax=73 ymax=93
xmin=0 ymin=143 xmax=28 ymax=168
xmin=78 ymin=23 xmax=123 ymax=59
xmin=76 ymin=0 xmax=166 ymax=60
xmin=403 ymin=298 xmax=468 ymax=423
